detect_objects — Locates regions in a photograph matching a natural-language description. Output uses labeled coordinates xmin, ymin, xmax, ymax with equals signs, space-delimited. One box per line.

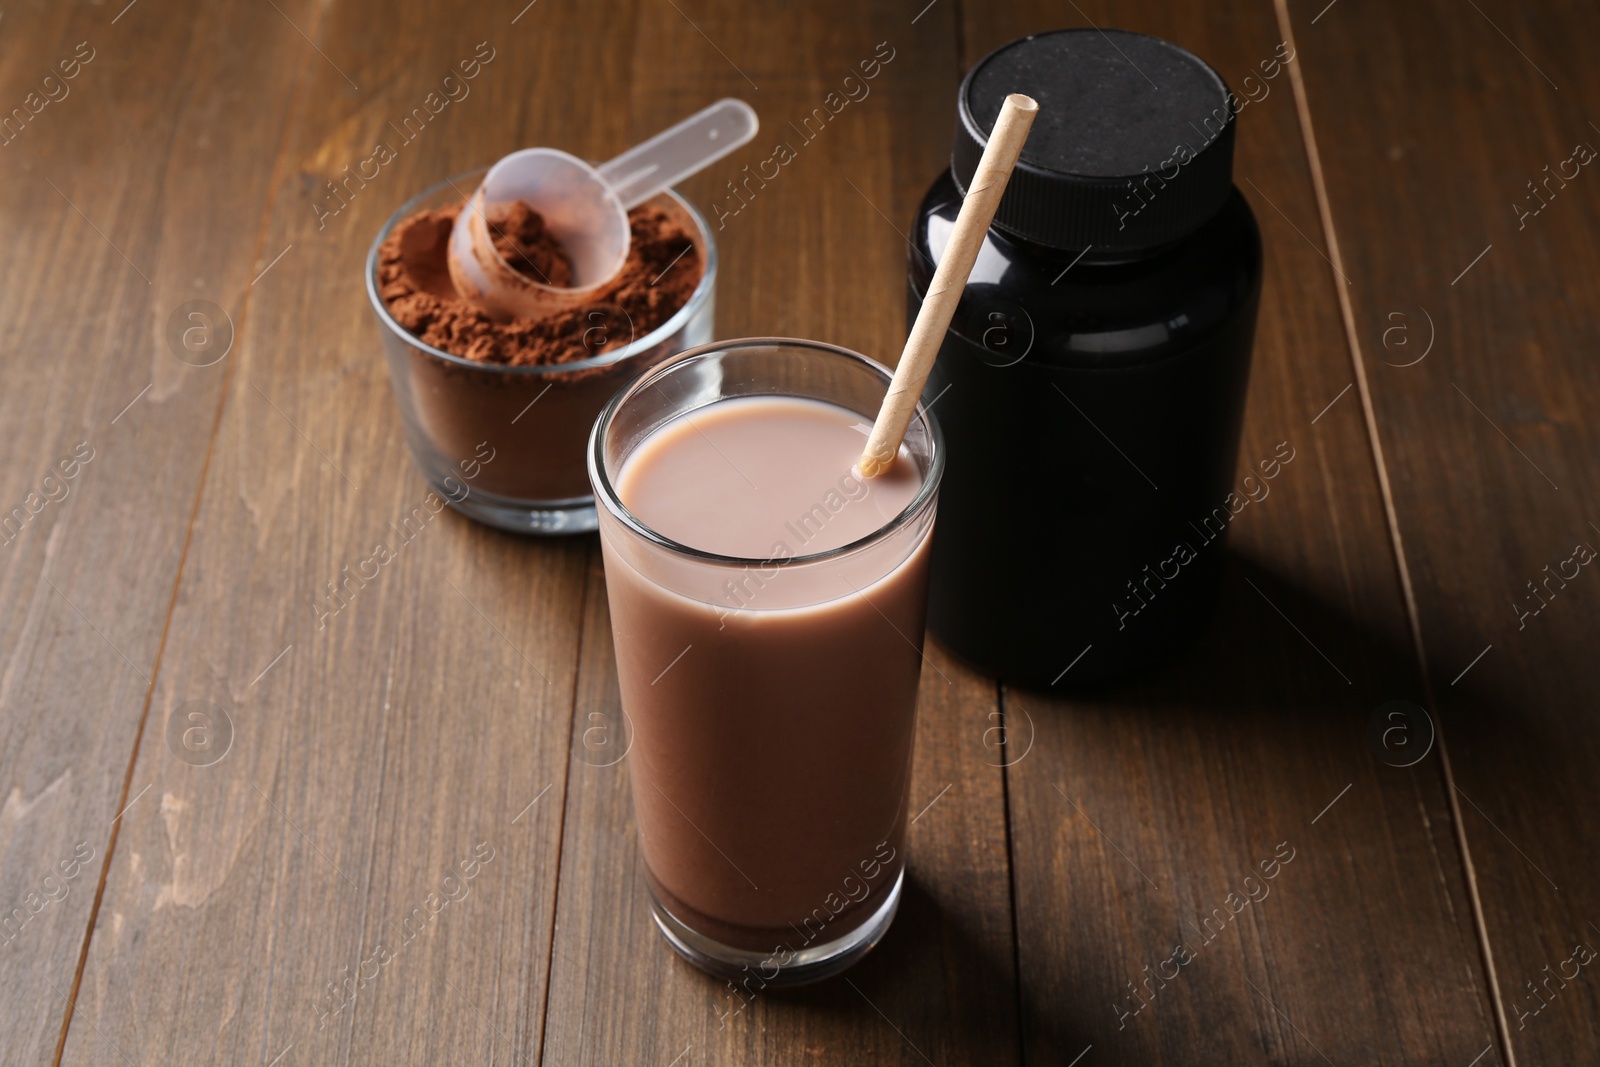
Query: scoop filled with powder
xmin=447 ymin=98 xmax=755 ymax=321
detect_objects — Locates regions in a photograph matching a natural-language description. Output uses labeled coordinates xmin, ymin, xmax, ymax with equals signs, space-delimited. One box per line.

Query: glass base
xmin=647 ymin=868 xmax=903 ymax=988
xmin=435 ymin=480 xmax=598 ymax=535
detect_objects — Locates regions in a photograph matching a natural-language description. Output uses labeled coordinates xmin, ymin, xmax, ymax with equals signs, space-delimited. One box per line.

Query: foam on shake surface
xmin=616 ymin=396 xmax=921 ymax=558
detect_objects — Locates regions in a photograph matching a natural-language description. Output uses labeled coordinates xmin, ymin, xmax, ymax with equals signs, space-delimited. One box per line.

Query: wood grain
xmin=8 ymin=0 xmax=1587 ymax=1063
xmin=538 ymin=1 xmax=1021 ymax=1063
xmin=960 ymin=2 xmax=1505 ymax=1063
xmin=56 ymin=1 xmax=628 ymax=1063
xmin=0 ymin=2 xmax=315 ymax=1063
xmin=1289 ymin=0 xmax=1600 ymax=1060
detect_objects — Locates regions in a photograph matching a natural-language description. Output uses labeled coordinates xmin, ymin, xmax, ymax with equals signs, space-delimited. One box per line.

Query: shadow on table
xmin=998 ymin=546 xmax=1443 ymax=714
xmin=760 ymin=872 xmax=1088 ymax=1065
xmin=1011 ymin=545 xmax=1530 ymax=752
xmin=978 ymin=546 xmax=1540 ymax=1062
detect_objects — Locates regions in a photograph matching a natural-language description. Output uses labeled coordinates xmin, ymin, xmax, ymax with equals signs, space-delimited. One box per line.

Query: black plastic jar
xmin=912 ymin=30 xmax=1263 ymax=687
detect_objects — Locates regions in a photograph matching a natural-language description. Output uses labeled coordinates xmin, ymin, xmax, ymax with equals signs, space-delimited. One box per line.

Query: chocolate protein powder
xmin=378 ymin=201 xmax=702 ymax=366
xmin=375 ymin=193 xmax=709 ymax=505
xmin=487 ymin=200 xmax=575 ymax=289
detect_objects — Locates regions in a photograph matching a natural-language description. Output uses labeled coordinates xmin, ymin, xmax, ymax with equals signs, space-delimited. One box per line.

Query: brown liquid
xmin=604 ymin=397 xmax=929 ymax=953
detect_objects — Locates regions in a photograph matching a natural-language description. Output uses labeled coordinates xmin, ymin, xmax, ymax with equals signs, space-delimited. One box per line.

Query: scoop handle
xmin=597 ymin=98 xmax=759 ymax=209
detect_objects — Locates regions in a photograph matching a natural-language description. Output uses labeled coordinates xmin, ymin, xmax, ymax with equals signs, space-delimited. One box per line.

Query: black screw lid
xmin=953 ymin=29 xmax=1237 ymax=252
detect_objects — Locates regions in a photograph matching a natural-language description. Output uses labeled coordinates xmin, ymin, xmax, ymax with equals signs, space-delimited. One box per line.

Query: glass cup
xmin=588 ymin=338 xmax=945 ymax=986
xmin=366 ymin=168 xmax=716 ymax=534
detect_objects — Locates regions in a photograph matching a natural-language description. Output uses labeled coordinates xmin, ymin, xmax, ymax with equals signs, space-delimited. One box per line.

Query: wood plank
xmin=1289 ymin=0 xmax=1600 ymax=1060
xmin=0 ymin=2 xmax=317 ymax=1063
xmin=56 ymin=1 xmax=639 ymax=1062
xmin=539 ymin=1 xmax=1022 ymax=1063
xmin=959 ymin=2 xmax=1505 ymax=1063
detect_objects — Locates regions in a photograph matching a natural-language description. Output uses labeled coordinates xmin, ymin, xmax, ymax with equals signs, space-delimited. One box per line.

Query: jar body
xmin=910 ymin=169 xmax=1263 ymax=686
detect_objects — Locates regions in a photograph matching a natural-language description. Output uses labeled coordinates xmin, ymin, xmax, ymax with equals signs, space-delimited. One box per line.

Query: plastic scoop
xmin=448 ymin=98 xmax=758 ymax=321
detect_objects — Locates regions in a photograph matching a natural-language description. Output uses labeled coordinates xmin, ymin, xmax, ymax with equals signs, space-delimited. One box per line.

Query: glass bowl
xmin=365 ymin=167 xmax=716 ymax=534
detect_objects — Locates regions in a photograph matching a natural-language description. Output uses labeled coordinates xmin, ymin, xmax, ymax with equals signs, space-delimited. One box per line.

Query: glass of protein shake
xmin=588 ymin=337 xmax=943 ymax=984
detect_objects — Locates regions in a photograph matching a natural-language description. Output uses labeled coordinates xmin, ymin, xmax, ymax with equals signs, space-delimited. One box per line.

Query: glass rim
xmin=363 ymin=166 xmax=718 ymax=377
xmin=588 ymin=336 xmax=945 ymax=568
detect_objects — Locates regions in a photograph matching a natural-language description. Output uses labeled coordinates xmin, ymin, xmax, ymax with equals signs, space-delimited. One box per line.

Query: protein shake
xmin=590 ymin=339 xmax=943 ymax=983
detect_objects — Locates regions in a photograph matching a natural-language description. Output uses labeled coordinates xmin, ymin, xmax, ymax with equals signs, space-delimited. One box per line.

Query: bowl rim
xmin=363 ymin=166 xmax=718 ymax=377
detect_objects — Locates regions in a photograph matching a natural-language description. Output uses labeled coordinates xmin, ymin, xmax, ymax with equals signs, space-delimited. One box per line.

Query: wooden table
xmin=3 ymin=0 xmax=1596 ymax=1063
